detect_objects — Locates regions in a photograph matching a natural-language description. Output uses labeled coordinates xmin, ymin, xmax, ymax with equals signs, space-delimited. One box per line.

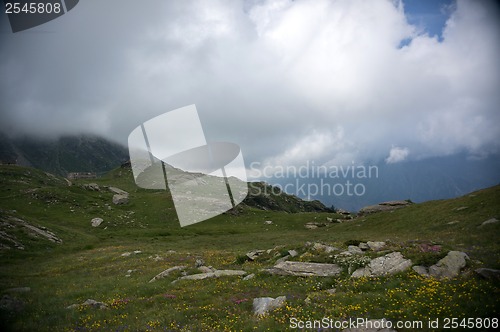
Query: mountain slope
xmin=0 ymin=164 xmax=498 ymax=331
xmin=0 ymin=133 xmax=129 ymax=177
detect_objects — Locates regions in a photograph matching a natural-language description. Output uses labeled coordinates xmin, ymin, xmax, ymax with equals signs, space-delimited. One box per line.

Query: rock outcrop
xmin=359 ymin=200 xmax=412 ymax=215
xmin=91 ymin=218 xmax=103 ymax=227
xmin=413 ymin=251 xmax=468 ymax=279
xmin=352 ymin=252 xmax=412 ymax=278
xmin=149 ymin=266 xmax=186 ymax=283
xmin=253 ymin=296 xmax=286 ymax=316
xmin=429 ymin=251 xmax=468 ymax=278
xmin=66 ymin=299 xmax=108 ymax=310
xmin=266 ymin=261 xmax=342 ymax=277
xmin=172 ymin=269 xmax=247 ymax=283
xmin=112 ymin=194 xmax=129 ymax=205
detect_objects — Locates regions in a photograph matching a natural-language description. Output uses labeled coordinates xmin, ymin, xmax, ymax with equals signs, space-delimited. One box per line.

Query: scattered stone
xmin=305 ymin=222 xmax=327 ymax=229
xmin=253 ymin=296 xmax=286 ymax=316
xmin=358 ymin=242 xmax=369 ymax=251
xmin=288 ymin=249 xmax=298 ymax=257
xmin=121 ymin=252 xmax=131 ymax=257
xmin=312 ymin=242 xmax=338 ymax=253
xmin=173 ymin=269 xmax=247 ymax=283
xmin=246 ymin=250 xmax=265 ymax=261
xmin=83 ymin=183 xmax=100 ymax=191
xmin=326 ymin=288 xmax=337 ymax=294
xmin=475 ymin=268 xmax=500 ymax=280
xmin=8 ymin=217 xmax=62 ymax=243
xmin=359 ymin=201 xmax=412 ymax=215
xmin=112 ymin=194 xmax=129 ymax=205
xmin=342 ymin=318 xmax=396 ymax=332
xmin=367 ymin=241 xmax=386 ymax=251
xmin=447 ymin=220 xmax=460 ymax=225
xmin=266 ymin=261 xmax=342 ymax=277
xmin=428 ymin=251 xmax=468 ymax=279
xmin=455 ymin=206 xmax=468 ymax=211
xmin=91 ymin=218 xmax=103 ymax=227
xmin=243 ymin=273 xmax=255 ymax=281
xmin=352 ymin=252 xmax=412 ymax=278
xmin=133 ymin=250 xmax=142 ymax=254
xmin=264 ymin=220 xmax=273 ymax=225
xmin=108 ymin=187 xmax=129 ymax=195
xmin=195 ymin=259 xmax=205 ymax=268
xmin=479 ymin=218 xmax=498 ymax=227
xmin=125 ymin=269 xmax=135 ymax=277
xmin=326 ymin=217 xmax=333 ymax=222
xmin=149 ymin=266 xmax=186 ymax=283
xmin=198 ymin=266 xmax=216 ymax=273
xmin=67 ymin=299 xmax=107 ymax=310
xmin=348 ymin=245 xmax=363 ymax=255
xmin=4 ymin=287 xmax=31 ymax=293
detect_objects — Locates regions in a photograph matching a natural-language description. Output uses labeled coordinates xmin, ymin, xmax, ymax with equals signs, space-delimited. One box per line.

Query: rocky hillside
xmin=0 ymin=133 xmax=128 ymax=177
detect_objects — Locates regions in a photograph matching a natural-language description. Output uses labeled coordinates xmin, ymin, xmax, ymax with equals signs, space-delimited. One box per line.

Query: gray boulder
xmin=198 ymin=266 xmax=216 ymax=273
xmin=352 ymin=252 xmax=412 ymax=278
xmin=305 ymin=222 xmax=327 ymax=229
xmin=253 ymin=296 xmax=286 ymax=316
xmin=112 ymin=194 xmax=129 ymax=205
xmin=428 ymin=251 xmax=468 ymax=278
xmin=83 ymin=183 xmax=100 ymax=191
xmin=313 ymin=242 xmax=338 ymax=253
xmin=149 ymin=266 xmax=186 ymax=283
xmin=367 ymin=241 xmax=386 ymax=251
xmin=267 ymin=261 xmax=342 ymax=277
xmin=246 ymin=250 xmax=265 ymax=261
xmin=348 ymin=245 xmax=364 ymax=255
xmin=359 ymin=200 xmax=412 ymax=215
xmin=479 ymin=218 xmax=498 ymax=227
xmin=108 ymin=186 xmax=129 ymax=195
xmin=243 ymin=273 xmax=255 ymax=281
xmin=67 ymin=299 xmax=107 ymax=310
xmin=172 ymin=269 xmax=247 ymax=283
xmin=91 ymin=218 xmax=103 ymax=227
xmin=358 ymin=242 xmax=370 ymax=251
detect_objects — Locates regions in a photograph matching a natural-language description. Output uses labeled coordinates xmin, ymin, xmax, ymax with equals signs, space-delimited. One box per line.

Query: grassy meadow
xmin=0 ymin=165 xmax=499 ymax=331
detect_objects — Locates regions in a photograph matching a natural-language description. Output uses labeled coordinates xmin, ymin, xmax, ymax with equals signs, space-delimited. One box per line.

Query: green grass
xmin=0 ymin=165 xmax=499 ymax=331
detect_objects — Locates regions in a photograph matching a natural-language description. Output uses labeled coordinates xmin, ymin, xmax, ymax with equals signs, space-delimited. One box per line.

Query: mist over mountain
xmin=268 ymin=153 xmax=500 ymax=212
xmin=1 ymin=132 xmax=498 ymax=212
xmin=0 ymin=133 xmax=128 ymax=177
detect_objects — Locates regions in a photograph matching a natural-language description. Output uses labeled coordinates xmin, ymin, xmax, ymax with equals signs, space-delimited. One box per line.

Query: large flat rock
xmin=267 ymin=261 xmax=342 ymax=276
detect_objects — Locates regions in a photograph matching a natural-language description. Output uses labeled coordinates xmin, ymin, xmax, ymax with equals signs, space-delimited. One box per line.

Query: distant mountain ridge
xmin=0 ymin=133 xmax=128 ymax=177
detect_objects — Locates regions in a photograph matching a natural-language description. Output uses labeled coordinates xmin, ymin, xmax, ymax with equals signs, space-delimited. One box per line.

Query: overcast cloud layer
xmin=1 ymin=0 xmax=499 ymax=173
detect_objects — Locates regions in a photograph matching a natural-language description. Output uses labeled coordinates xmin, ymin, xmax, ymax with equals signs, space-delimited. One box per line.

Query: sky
xmin=1 ymin=0 xmax=499 ymax=177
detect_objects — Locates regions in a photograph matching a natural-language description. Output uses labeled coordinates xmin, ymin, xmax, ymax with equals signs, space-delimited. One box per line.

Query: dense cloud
xmin=1 ymin=0 xmax=499 ymax=172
